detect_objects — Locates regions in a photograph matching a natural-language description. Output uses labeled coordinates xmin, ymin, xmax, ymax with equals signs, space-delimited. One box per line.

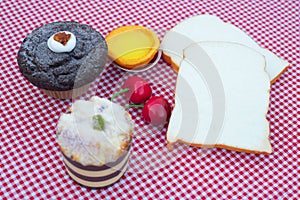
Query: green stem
xmin=124 ymin=104 xmax=144 ymax=109
xmin=111 ymin=88 xmax=144 ymax=109
xmin=111 ymin=88 xmax=129 ymax=102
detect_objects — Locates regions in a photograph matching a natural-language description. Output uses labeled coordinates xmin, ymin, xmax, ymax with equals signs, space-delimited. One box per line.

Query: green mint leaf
xmin=93 ymin=115 xmax=105 ymax=131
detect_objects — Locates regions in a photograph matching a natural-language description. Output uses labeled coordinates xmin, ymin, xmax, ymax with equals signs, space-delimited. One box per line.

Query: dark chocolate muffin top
xmin=17 ymin=21 xmax=107 ymax=91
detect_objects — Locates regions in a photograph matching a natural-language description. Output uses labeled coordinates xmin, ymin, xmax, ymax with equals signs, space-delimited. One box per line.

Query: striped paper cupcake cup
xmin=62 ymin=149 xmax=130 ymax=188
xmin=40 ymin=83 xmax=91 ymax=99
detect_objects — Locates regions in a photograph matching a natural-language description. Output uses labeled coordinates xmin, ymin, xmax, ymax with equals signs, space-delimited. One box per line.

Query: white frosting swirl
xmin=47 ymin=31 xmax=76 ymax=53
xmin=57 ymin=97 xmax=133 ymax=165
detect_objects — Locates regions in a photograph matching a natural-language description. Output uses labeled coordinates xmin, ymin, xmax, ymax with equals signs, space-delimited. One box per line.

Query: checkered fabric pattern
xmin=1 ymin=0 xmax=299 ymax=199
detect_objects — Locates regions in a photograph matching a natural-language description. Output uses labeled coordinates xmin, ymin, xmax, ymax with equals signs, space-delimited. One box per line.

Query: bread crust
xmin=167 ymin=140 xmax=272 ymax=154
xmin=162 ymin=51 xmax=289 ymax=84
xmin=270 ymin=64 xmax=290 ymax=84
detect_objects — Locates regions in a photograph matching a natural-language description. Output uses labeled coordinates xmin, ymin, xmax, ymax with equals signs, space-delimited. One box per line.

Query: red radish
xmin=122 ymin=76 xmax=152 ymax=104
xmin=142 ymin=96 xmax=171 ymax=126
xmin=112 ymin=76 xmax=152 ymax=104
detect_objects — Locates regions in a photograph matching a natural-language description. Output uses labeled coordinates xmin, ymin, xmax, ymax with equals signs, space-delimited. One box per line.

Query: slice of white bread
xmin=167 ymin=41 xmax=272 ymax=154
xmin=161 ymin=15 xmax=289 ymax=84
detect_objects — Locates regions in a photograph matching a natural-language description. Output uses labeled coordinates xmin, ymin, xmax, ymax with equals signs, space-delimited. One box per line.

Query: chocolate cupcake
xmin=17 ymin=22 xmax=107 ymax=99
xmin=56 ymin=97 xmax=134 ymax=188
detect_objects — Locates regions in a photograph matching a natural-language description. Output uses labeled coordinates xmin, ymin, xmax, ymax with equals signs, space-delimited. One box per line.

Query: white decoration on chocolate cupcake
xmin=47 ymin=31 xmax=76 ymax=53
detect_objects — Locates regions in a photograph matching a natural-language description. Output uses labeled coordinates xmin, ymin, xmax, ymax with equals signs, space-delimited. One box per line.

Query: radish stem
xmin=111 ymin=88 xmax=129 ymax=102
xmin=111 ymin=88 xmax=145 ymax=109
xmin=124 ymin=104 xmax=144 ymax=109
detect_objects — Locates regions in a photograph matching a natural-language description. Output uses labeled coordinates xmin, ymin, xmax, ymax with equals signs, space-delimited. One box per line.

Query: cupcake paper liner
xmin=40 ymin=84 xmax=91 ymax=99
xmin=62 ymin=150 xmax=130 ymax=188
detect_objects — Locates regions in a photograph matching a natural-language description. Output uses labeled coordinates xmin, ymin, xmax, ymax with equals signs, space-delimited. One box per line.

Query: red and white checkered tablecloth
xmin=1 ymin=0 xmax=299 ymax=199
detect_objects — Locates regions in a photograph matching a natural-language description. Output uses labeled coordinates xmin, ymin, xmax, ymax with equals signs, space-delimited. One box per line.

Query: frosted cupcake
xmin=17 ymin=22 xmax=107 ymax=99
xmin=56 ymin=96 xmax=133 ymax=188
